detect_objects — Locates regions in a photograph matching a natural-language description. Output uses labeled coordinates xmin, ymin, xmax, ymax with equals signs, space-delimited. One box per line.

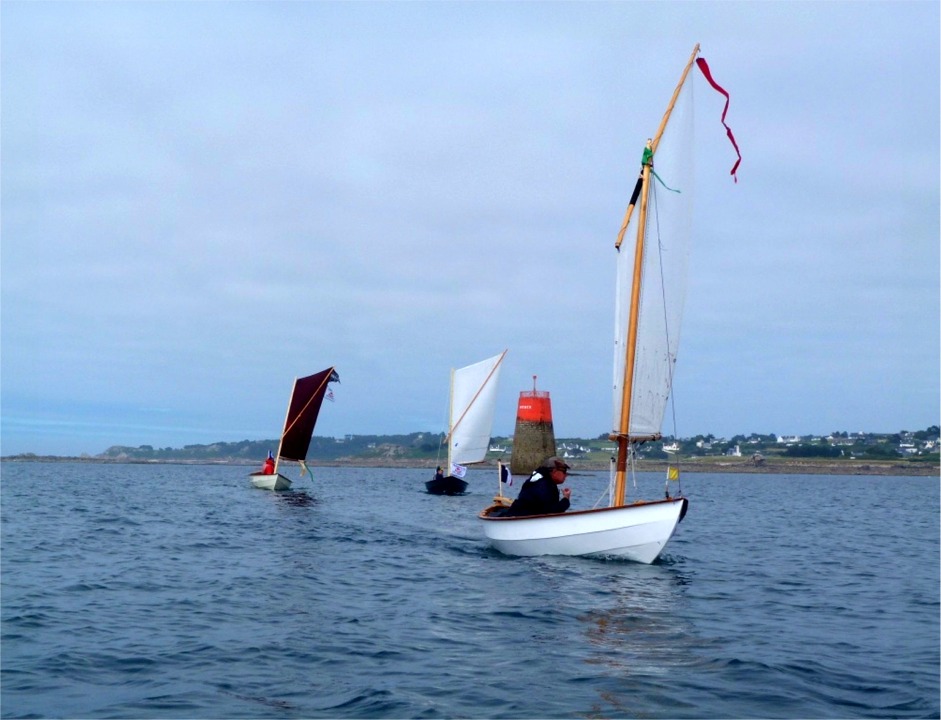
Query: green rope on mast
xmin=651 ymin=170 xmax=681 ymax=194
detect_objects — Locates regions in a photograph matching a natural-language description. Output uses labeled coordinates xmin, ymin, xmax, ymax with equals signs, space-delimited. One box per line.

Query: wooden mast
xmin=612 ymin=44 xmax=700 ymax=507
xmin=273 ymin=377 xmax=298 ymax=476
xmin=446 ymin=366 xmax=455 ymax=474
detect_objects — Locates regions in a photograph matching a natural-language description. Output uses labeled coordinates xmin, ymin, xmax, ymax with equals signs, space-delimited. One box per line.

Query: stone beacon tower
xmin=509 ymin=376 xmax=557 ymax=476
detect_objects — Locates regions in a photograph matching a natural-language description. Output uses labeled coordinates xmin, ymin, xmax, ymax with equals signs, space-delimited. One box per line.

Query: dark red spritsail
xmin=279 ymin=368 xmax=339 ymax=461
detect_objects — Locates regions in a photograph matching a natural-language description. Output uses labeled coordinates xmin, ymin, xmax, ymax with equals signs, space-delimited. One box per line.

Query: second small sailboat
xmin=427 ymin=351 xmax=507 ymax=495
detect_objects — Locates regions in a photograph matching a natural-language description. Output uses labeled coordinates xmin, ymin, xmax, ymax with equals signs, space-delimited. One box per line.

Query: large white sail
xmin=449 ymin=352 xmax=506 ymax=467
xmin=612 ymin=73 xmax=696 ymax=438
xmin=481 ymin=45 xmax=738 ymax=562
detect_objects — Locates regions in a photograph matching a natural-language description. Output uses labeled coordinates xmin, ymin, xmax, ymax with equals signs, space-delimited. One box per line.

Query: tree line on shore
xmin=5 ymin=426 xmax=938 ymax=465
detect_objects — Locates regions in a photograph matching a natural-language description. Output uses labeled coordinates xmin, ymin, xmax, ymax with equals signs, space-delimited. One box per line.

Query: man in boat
xmin=433 ymin=466 xmax=445 ymax=483
xmin=262 ymin=451 xmax=275 ymax=475
xmin=504 ymin=456 xmax=572 ymax=517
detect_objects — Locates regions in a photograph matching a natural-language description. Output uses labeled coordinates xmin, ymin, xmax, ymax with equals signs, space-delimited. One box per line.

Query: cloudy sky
xmin=2 ymin=1 xmax=938 ymax=456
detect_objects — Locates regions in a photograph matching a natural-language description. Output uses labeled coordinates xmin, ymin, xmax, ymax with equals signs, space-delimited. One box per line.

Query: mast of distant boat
xmin=273 ymin=377 xmax=297 ymax=477
xmin=612 ymin=44 xmax=700 ymax=507
xmin=446 ymin=366 xmax=456 ymax=474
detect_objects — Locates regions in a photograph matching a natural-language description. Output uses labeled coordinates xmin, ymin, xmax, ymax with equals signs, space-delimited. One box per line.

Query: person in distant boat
xmin=433 ymin=466 xmax=445 ymax=483
xmin=505 ymin=456 xmax=572 ymax=517
xmin=262 ymin=452 xmax=275 ymax=475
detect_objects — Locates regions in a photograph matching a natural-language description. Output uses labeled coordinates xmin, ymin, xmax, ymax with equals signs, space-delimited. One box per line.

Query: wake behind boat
xmin=479 ymin=44 xmax=739 ymax=562
xmin=426 ymin=351 xmax=507 ymax=495
xmin=250 ymin=367 xmax=339 ymax=491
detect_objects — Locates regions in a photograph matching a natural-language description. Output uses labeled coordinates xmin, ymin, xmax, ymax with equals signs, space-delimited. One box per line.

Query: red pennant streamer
xmin=696 ymin=57 xmax=741 ymax=182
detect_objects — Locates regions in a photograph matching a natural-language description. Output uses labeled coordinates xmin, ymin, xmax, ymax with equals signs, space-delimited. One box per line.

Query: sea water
xmin=1 ymin=463 xmax=938 ymax=719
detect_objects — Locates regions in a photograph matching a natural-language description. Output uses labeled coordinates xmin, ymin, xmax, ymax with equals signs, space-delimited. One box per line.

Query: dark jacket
xmin=505 ymin=467 xmax=570 ymax=517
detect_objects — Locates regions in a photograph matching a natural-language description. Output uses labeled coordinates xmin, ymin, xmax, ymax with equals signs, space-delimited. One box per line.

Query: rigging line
xmin=650 ymin=179 xmax=682 ymax=450
xmin=593 ymin=485 xmax=610 ymax=510
xmin=651 ymin=169 xmax=682 ymax=194
xmin=605 ymin=456 xmax=616 ymax=508
xmin=435 ymin=400 xmax=449 ymax=470
xmin=434 ymin=431 xmax=445 ymax=470
xmin=627 ymin=440 xmax=638 ymax=494
xmin=648 ymin=188 xmax=684 ymax=496
xmin=435 ymin=367 xmax=451 ymax=470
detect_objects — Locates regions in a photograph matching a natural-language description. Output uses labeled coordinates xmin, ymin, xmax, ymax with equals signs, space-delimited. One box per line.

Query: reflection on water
xmin=579 ymin=564 xmax=696 ymax=716
xmin=274 ymin=490 xmax=318 ymax=507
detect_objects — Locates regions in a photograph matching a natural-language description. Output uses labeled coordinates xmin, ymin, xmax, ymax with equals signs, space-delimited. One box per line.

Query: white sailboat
xmin=427 ymin=351 xmax=507 ymax=495
xmin=479 ymin=45 xmax=739 ymax=563
xmin=250 ymin=367 xmax=339 ymax=491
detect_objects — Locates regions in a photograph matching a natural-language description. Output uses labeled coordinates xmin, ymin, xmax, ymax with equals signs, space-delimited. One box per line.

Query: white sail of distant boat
xmin=249 ymin=367 xmax=339 ymax=491
xmin=479 ymin=44 xmax=740 ymax=563
xmin=427 ymin=351 xmax=507 ymax=495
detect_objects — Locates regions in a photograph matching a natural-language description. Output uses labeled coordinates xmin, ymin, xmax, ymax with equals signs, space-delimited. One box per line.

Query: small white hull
xmin=249 ymin=472 xmax=292 ymax=491
xmin=478 ymin=497 xmax=688 ymax=564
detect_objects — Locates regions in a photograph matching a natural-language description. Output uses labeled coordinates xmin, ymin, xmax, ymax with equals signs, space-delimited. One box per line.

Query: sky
xmin=2 ymin=1 xmax=939 ymax=457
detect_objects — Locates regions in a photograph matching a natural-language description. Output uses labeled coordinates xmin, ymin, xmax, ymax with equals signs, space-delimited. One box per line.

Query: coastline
xmin=1 ymin=455 xmax=937 ymax=477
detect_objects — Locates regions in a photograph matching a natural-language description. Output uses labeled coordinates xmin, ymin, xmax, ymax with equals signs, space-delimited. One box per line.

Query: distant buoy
xmin=509 ymin=376 xmax=558 ymax=475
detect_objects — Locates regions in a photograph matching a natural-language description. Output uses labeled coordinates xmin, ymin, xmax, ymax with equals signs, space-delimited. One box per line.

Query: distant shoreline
xmin=1 ymin=455 xmax=937 ymax=477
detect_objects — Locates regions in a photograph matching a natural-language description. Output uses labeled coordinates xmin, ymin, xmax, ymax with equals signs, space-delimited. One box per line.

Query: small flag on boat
xmin=326 ymin=388 xmax=335 ymax=402
xmin=329 ymin=369 xmax=340 ymax=383
xmin=500 ymin=462 xmax=512 ymax=487
xmin=450 ymin=462 xmax=467 ymax=479
xmin=667 ymin=466 xmax=680 ymax=481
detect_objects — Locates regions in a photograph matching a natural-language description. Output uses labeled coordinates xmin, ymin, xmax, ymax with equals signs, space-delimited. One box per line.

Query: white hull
xmin=249 ymin=472 xmax=292 ymax=491
xmin=478 ymin=497 xmax=688 ymax=564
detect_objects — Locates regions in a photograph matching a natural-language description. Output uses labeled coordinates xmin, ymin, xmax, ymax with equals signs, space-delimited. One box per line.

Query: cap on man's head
xmin=544 ymin=456 xmax=570 ymax=471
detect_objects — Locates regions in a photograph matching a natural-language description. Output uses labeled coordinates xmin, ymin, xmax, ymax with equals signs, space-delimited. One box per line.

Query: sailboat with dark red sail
xmin=250 ymin=367 xmax=339 ymax=491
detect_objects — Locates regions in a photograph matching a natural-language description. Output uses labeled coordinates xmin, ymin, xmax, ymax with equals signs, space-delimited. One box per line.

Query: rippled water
xmin=2 ymin=462 xmax=938 ymax=719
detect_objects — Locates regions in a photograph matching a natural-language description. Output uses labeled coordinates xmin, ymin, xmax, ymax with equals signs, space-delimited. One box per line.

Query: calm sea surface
xmin=1 ymin=462 xmax=938 ymax=719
